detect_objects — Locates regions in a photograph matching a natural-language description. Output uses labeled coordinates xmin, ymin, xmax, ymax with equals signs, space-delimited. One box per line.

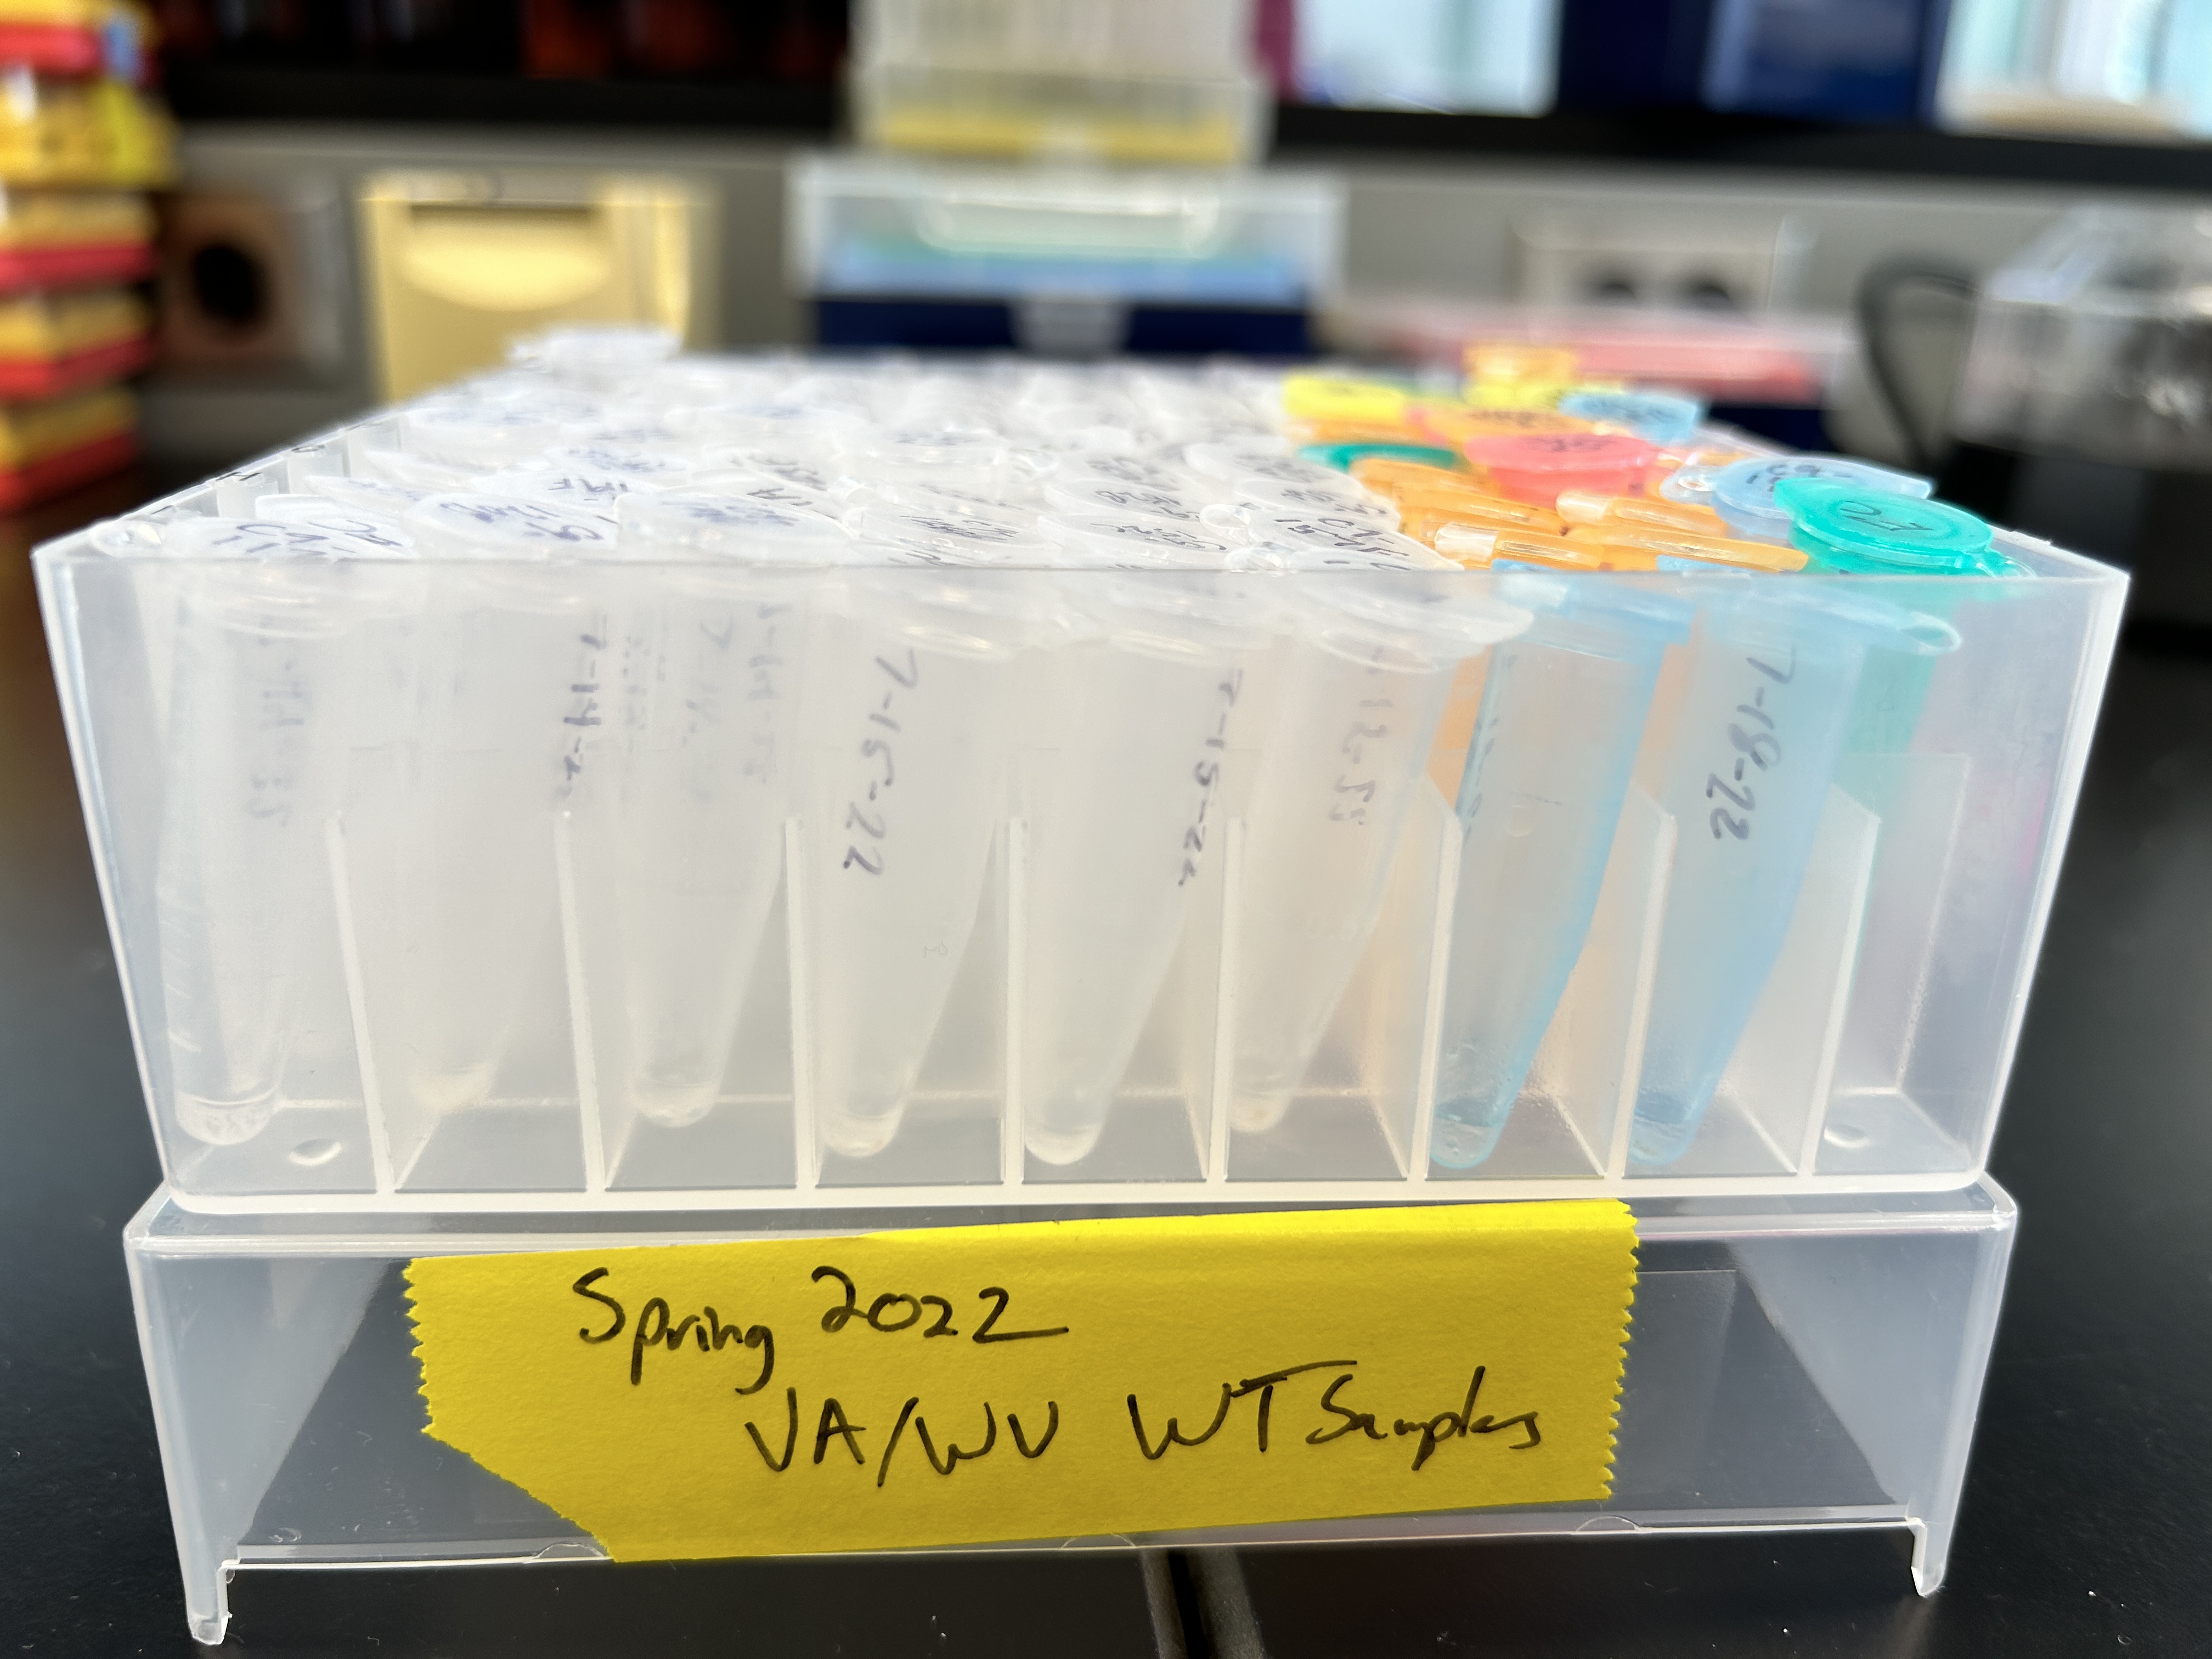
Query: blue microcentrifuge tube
xmin=1430 ymin=575 xmax=1693 ymax=1168
xmin=1629 ymin=578 xmax=1959 ymax=1165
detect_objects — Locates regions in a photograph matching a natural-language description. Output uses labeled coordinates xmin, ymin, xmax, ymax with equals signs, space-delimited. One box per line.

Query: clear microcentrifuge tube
xmin=1628 ymin=579 xmax=1960 ymax=1165
xmin=1554 ymin=489 xmax=1729 ymax=537
xmin=1016 ymin=514 xmax=1273 ymax=1166
xmin=253 ymin=495 xmax=417 ymax=554
xmin=1774 ymin=477 xmax=2011 ymax=771
xmin=601 ymin=494 xmax=853 ymax=1129
xmin=806 ymin=507 xmax=1077 ymax=1161
xmin=1435 ymin=527 xmax=1656 ymax=572
xmin=352 ymin=494 xmax=619 ymax=1122
xmin=119 ymin=517 xmax=408 ymax=1146
xmin=1229 ymin=561 xmax=1531 ymax=1137
xmin=1429 ymin=576 xmax=1692 ymax=1167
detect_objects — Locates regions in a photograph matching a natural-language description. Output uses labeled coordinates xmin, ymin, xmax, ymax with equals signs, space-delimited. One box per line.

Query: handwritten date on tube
xmin=406 ymin=1202 xmax=1637 ymax=1561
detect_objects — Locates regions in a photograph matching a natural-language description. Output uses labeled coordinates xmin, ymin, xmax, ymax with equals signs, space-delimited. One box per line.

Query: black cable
xmin=1853 ymin=257 xmax=1979 ymax=475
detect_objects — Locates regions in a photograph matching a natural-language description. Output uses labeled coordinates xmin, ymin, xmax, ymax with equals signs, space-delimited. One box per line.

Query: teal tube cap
xmin=1775 ymin=478 xmax=1999 ymax=574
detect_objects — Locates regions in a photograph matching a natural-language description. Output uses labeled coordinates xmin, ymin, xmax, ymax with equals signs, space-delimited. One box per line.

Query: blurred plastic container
xmin=0 ymin=377 xmax=131 ymax=505
xmin=792 ymin=154 xmax=1342 ymax=309
xmin=0 ymin=281 xmax=145 ymax=393
xmin=1333 ymin=301 xmax=1854 ymax=410
xmin=849 ymin=0 xmax=1269 ymax=164
xmin=1291 ymin=0 xmax=1560 ymax=116
xmin=0 ymin=0 xmax=150 ymax=80
xmin=0 ymin=67 xmax=171 ymax=185
xmin=791 ymin=154 xmax=1343 ymax=354
xmin=359 ymin=171 xmax=707 ymax=400
xmin=0 ymin=182 xmax=149 ymax=286
xmin=1939 ymin=0 xmax=2212 ymax=138
xmin=1951 ymin=205 xmax=2212 ymax=473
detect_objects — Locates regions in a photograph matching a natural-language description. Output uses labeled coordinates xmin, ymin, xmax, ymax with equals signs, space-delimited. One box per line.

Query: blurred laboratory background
xmin=3 ymin=0 xmax=2171 ymax=630
xmin=0 ymin=1 xmax=2117 ymax=611
xmin=8 ymin=3 xmax=2212 ymax=1654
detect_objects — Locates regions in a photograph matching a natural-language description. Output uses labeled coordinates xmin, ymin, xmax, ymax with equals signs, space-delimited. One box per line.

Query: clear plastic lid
xmin=1704 ymin=574 xmax=1962 ymax=658
xmin=400 ymin=403 xmax=568 ymax=470
xmin=358 ymin=448 xmax=481 ymax=494
xmin=684 ymin=469 xmax=842 ymax=520
xmin=303 ymin=472 xmax=424 ymax=515
xmin=403 ymin=493 xmax=617 ymax=561
xmin=536 ymin=443 xmax=693 ymax=485
xmin=1042 ymin=474 xmax=1212 ymax=524
xmin=1049 ymin=422 xmax=1143 ymax=456
xmin=697 ymin=447 xmax=840 ymax=497
xmin=1228 ymin=472 xmax=1397 ymax=525
xmin=1058 ymin=451 xmax=1206 ymax=495
xmin=1496 ymin=570 xmax=1696 ymax=645
xmin=251 ymin=495 xmax=417 ymax=555
xmin=1657 ymin=465 xmax=1722 ymax=506
xmin=1183 ymin=440 xmax=1341 ymax=489
xmin=432 ymin=377 xmax=605 ymax=426
xmin=476 ymin=467 xmax=635 ymax=520
xmin=849 ymin=478 xmax=1038 ymax=529
xmin=153 ymin=516 xmax=415 ymax=563
xmin=644 ymin=358 xmax=792 ymax=410
xmin=617 ymin=491 xmax=860 ymax=564
xmin=680 ymin=398 xmax=864 ymax=449
xmin=1226 ymin=545 xmax=1456 ymax=573
xmin=513 ymin=324 xmax=679 ymax=388
xmin=1038 ymin=512 xmax=1241 ymax=568
xmin=1709 ymin=454 xmax=1931 ymax=545
xmin=1205 ymin=503 xmax=1437 ymax=566
xmin=1263 ymin=552 xmax=1532 ymax=659
xmin=840 ymin=424 xmax=1009 ymax=474
xmin=844 ymin=504 xmax=1059 ymax=566
xmin=558 ymin=413 xmax=687 ymax=448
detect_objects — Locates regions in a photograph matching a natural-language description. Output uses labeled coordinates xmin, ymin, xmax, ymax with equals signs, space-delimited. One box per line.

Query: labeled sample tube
xmin=1706 ymin=454 xmax=1930 ymax=544
xmin=1774 ymin=478 xmax=2008 ymax=756
xmin=354 ymin=494 xmax=620 ymax=1119
xmin=1556 ymin=388 xmax=1706 ymax=445
xmin=1554 ymin=489 xmax=1729 ymax=537
xmin=252 ymin=495 xmax=417 ymax=554
xmin=1463 ymin=432 xmax=1660 ymax=507
xmin=1202 ymin=503 xmax=1437 ymax=566
xmin=1016 ymin=515 xmax=1272 ymax=1166
xmin=1571 ymin=524 xmax=1809 ymax=573
xmin=1042 ymin=473 xmax=1213 ymax=526
xmin=1430 ymin=577 xmax=1693 ymax=1167
xmin=1435 ymin=527 xmax=1657 ymax=572
xmin=807 ymin=509 xmax=1077 ymax=1160
xmin=1629 ymin=581 xmax=1960 ymax=1165
xmin=1227 ymin=472 xmax=1401 ymax=526
xmin=123 ymin=518 xmax=408 ymax=1144
xmin=1355 ymin=460 xmax=1570 ymax=546
xmin=1230 ymin=567 xmax=1531 ymax=1135
xmin=603 ymin=495 xmax=853 ymax=1127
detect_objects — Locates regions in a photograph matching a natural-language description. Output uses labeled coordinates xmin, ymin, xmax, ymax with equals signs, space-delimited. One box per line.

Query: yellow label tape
xmin=407 ymin=1200 xmax=1638 ymax=1560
